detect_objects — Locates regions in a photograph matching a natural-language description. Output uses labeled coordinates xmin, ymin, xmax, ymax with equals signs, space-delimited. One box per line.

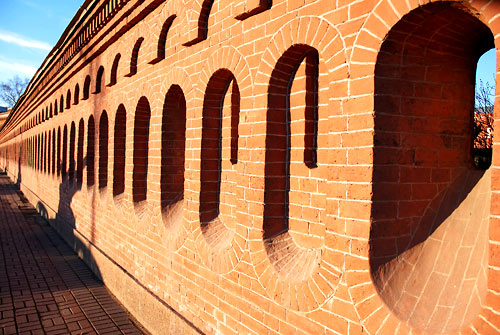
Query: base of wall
xmin=9 ymin=172 xmax=202 ymax=335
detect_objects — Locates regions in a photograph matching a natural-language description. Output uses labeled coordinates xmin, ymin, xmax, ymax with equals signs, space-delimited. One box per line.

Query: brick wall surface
xmin=1 ymin=0 xmax=500 ymax=334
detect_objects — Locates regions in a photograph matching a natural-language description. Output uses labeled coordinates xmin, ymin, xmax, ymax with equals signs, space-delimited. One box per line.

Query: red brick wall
xmin=1 ymin=0 xmax=500 ymax=334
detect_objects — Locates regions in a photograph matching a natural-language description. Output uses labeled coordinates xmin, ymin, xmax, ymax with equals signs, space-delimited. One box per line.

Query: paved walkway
xmin=0 ymin=174 xmax=147 ymax=335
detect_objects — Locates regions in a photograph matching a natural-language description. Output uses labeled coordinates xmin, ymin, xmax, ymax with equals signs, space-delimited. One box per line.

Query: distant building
xmin=0 ymin=107 xmax=10 ymax=129
xmin=474 ymin=108 xmax=493 ymax=149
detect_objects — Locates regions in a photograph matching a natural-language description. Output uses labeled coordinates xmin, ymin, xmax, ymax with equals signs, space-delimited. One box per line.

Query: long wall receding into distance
xmin=1 ymin=0 xmax=500 ymax=334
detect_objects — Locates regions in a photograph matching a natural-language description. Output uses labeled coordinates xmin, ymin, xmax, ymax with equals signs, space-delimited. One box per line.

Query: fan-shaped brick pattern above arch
xmin=252 ymin=16 xmax=349 ymax=312
xmin=191 ymin=46 xmax=252 ymax=274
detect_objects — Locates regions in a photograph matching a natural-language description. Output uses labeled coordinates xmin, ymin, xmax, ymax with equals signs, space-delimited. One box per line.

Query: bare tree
xmin=475 ymin=79 xmax=495 ymax=113
xmin=0 ymin=76 xmax=29 ymax=107
xmin=473 ymin=79 xmax=495 ymax=169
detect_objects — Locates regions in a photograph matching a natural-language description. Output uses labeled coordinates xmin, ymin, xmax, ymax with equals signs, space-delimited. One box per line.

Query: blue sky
xmin=0 ymin=1 xmax=497 ymax=107
xmin=0 ymin=0 xmax=81 ymax=104
xmin=476 ymin=48 xmax=496 ymax=87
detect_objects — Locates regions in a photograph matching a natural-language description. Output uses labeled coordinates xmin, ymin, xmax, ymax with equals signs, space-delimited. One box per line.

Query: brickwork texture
xmin=0 ymin=0 xmax=500 ymax=334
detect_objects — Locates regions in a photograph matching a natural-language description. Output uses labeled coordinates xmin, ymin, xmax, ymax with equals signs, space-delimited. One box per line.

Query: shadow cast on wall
xmin=369 ymin=2 xmax=493 ymax=334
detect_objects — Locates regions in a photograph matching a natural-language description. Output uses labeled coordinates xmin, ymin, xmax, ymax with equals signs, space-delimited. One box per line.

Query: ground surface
xmin=0 ymin=174 xmax=147 ymax=335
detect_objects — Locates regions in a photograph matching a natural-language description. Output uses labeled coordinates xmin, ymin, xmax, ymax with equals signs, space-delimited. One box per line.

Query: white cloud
xmin=0 ymin=60 xmax=37 ymax=77
xmin=0 ymin=31 xmax=51 ymax=51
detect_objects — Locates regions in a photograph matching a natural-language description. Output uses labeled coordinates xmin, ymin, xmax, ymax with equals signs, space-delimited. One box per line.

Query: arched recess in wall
xmin=69 ymin=122 xmax=76 ymax=182
xmin=62 ymin=125 xmax=68 ymax=178
xmin=66 ymin=90 xmax=71 ymax=109
xmin=150 ymin=15 xmax=176 ymax=64
xmin=113 ymin=105 xmax=126 ymax=199
xmin=95 ymin=66 xmax=104 ymax=93
xmin=133 ymin=97 xmax=150 ymax=207
xmin=57 ymin=127 xmax=61 ymax=176
xmin=41 ymin=133 xmax=45 ymax=172
xmin=37 ymin=133 xmax=42 ymax=171
xmin=183 ymin=0 xmax=214 ymax=46
xmin=126 ymin=38 xmax=144 ymax=77
xmin=251 ymin=17 xmax=348 ymax=310
xmin=74 ymin=84 xmax=80 ymax=105
xmin=83 ymin=75 xmax=91 ymax=99
xmin=367 ymin=3 xmax=494 ymax=334
xmin=77 ymin=119 xmax=84 ymax=187
xmin=109 ymin=54 xmax=120 ymax=86
xmin=28 ymin=138 xmax=31 ymax=168
xmin=34 ymin=136 xmax=38 ymax=170
xmin=49 ymin=104 xmax=53 ymax=118
xmin=29 ymin=138 xmax=32 ymax=168
xmin=87 ymin=115 xmax=95 ymax=188
xmin=199 ymin=69 xmax=240 ymax=249
xmin=161 ymin=84 xmax=186 ymax=229
xmin=46 ymin=131 xmax=50 ymax=173
xmin=98 ymin=111 xmax=108 ymax=190
xmin=52 ymin=129 xmax=56 ymax=175
xmin=60 ymin=94 xmax=64 ymax=113
xmin=54 ymin=99 xmax=58 ymax=116
xmin=43 ymin=132 xmax=47 ymax=173
xmin=263 ymin=44 xmax=321 ymax=269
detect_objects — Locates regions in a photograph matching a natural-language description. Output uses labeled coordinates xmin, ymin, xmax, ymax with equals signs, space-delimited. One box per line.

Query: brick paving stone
xmin=0 ymin=175 xmax=148 ymax=335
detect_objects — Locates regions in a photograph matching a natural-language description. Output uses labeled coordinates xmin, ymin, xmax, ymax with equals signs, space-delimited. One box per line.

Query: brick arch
xmin=100 ymin=86 xmax=148 ymax=227
xmin=95 ymin=66 xmax=105 ymax=94
xmin=145 ymin=67 xmax=194 ymax=252
xmin=109 ymin=54 xmax=121 ymax=86
xmin=251 ymin=16 xmax=348 ymax=312
xmin=66 ymin=89 xmax=71 ymax=109
xmin=126 ymin=36 xmax=145 ymax=77
xmin=159 ymin=86 xmax=186 ymax=236
xmin=112 ymin=105 xmax=126 ymax=201
xmin=62 ymin=124 xmax=68 ymax=179
xmin=106 ymin=101 xmax=135 ymax=228
xmin=69 ymin=121 xmax=76 ymax=183
xmin=42 ymin=132 xmax=47 ymax=173
xmin=182 ymin=0 xmax=214 ymax=46
xmin=74 ymin=84 xmax=80 ymax=105
xmin=56 ymin=127 xmax=61 ymax=177
xmin=83 ymin=75 xmax=91 ymax=100
xmin=132 ymin=96 xmax=152 ymax=221
xmin=98 ymin=110 xmax=109 ymax=192
xmin=76 ymin=118 xmax=84 ymax=187
xmin=52 ymin=128 xmax=56 ymax=176
xmin=153 ymin=0 xmax=187 ymax=44
xmin=149 ymin=15 xmax=176 ymax=64
xmin=348 ymin=1 xmax=500 ymax=334
xmin=59 ymin=94 xmax=64 ymax=114
xmin=110 ymin=80 xmax=156 ymax=228
xmin=189 ymin=46 xmax=251 ymax=274
xmin=87 ymin=115 xmax=95 ymax=188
